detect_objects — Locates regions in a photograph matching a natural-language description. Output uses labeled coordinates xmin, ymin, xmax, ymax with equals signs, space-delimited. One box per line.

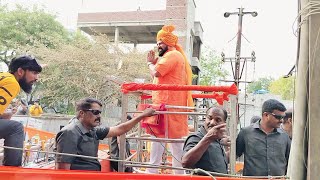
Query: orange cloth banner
xmin=24 ymin=127 xmax=109 ymax=150
xmin=24 ymin=127 xmax=55 ymax=140
xmin=192 ymin=92 xmax=230 ymax=105
xmin=121 ymin=83 xmax=238 ymax=95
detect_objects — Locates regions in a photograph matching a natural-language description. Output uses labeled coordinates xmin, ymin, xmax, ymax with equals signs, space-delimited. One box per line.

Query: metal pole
xmin=137 ymin=121 xmax=142 ymax=162
xmin=229 ymin=95 xmax=237 ymax=175
xmin=126 ymin=132 xmax=138 ymax=137
xmin=114 ymin=26 xmax=119 ymax=45
xmin=125 ymin=151 xmax=137 ymax=161
xmin=224 ymin=8 xmax=257 ymax=124
xmin=126 ymin=111 xmax=206 ymax=115
xmin=126 ymin=137 xmax=185 ymax=143
xmin=137 ymin=98 xmax=146 ymax=163
xmin=192 ymin=115 xmax=198 ymax=132
xmin=118 ymin=94 xmax=128 ymax=172
xmin=235 ymin=8 xmax=244 ymax=88
xmin=223 ymin=10 xmax=257 ymax=174
xmin=234 ymin=8 xmax=244 ymax=126
xmin=149 ymin=104 xmax=207 ymax=111
xmin=223 ymin=100 xmax=230 ymax=135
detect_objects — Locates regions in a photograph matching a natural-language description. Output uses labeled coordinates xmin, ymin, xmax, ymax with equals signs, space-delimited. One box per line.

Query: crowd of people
xmin=0 ymin=25 xmax=293 ymax=177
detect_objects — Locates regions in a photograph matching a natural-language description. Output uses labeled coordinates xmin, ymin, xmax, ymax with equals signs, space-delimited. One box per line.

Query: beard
xmin=158 ymin=46 xmax=168 ymax=57
xmin=18 ymin=76 xmax=33 ymax=94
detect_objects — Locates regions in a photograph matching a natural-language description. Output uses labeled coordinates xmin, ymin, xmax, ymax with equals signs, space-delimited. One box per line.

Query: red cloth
xmin=136 ymin=104 xmax=167 ymax=136
xmin=121 ymin=83 xmax=239 ymax=95
xmin=140 ymin=94 xmax=152 ymax=100
xmin=191 ymin=92 xmax=231 ymax=105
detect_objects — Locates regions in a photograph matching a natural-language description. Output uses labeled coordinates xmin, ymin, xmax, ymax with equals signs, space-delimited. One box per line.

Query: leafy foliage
xmin=199 ymin=46 xmax=228 ymax=85
xmin=269 ymin=76 xmax=295 ymax=100
xmin=0 ymin=3 xmax=151 ymax=113
xmin=247 ymin=77 xmax=274 ymax=93
xmin=0 ymin=4 xmax=68 ymax=64
xmin=17 ymin=35 xmax=151 ymax=113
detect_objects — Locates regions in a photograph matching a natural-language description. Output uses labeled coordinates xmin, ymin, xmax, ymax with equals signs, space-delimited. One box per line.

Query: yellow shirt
xmin=0 ymin=72 xmax=20 ymax=114
xmin=29 ymin=105 xmax=43 ymax=116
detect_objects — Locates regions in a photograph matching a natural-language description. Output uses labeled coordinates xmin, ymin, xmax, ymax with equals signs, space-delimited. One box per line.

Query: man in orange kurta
xmin=146 ymin=25 xmax=193 ymax=174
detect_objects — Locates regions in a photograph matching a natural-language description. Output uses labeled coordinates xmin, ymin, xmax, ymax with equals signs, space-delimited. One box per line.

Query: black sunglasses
xmin=84 ymin=109 xmax=102 ymax=115
xmin=269 ymin=113 xmax=285 ymax=120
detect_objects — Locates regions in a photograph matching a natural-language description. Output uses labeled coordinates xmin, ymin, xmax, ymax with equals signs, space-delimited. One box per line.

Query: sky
xmin=4 ymin=0 xmax=298 ymax=80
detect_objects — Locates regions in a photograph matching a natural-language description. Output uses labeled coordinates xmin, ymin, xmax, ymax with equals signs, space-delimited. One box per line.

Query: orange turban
xmin=157 ymin=25 xmax=194 ymax=107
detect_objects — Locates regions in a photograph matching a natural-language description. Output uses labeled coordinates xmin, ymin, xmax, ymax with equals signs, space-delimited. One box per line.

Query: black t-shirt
xmin=55 ymin=119 xmax=109 ymax=171
xmin=183 ymin=126 xmax=228 ymax=174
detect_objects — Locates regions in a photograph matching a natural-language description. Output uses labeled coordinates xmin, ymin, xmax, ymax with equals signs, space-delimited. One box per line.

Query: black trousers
xmin=0 ymin=119 xmax=24 ymax=166
xmin=110 ymin=160 xmax=133 ymax=172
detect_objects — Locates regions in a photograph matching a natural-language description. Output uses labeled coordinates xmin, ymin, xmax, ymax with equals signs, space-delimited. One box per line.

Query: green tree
xmin=17 ymin=35 xmax=150 ymax=114
xmin=247 ymin=77 xmax=274 ymax=93
xmin=269 ymin=76 xmax=295 ymax=100
xmin=1 ymin=3 xmax=150 ymax=114
xmin=0 ymin=4 xmax=68 ymax=64
xmin=199 ymin=46 xmax=228 ymax=85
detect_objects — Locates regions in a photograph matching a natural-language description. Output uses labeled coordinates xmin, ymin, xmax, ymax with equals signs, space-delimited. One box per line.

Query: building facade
xmin=77 ymin=0 xmax=203 ymax=84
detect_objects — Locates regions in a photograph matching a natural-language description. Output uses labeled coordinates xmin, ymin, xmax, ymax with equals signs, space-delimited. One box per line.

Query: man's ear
xmin=288 ymin=118 xmax=293 ymax=124
xmin=17 ymin=68 xmax=25 ymax=77
xmin=262 ymin=112 xmax=268 ymax=117
xmin=78 ymin=110 xmax=85 ymax=118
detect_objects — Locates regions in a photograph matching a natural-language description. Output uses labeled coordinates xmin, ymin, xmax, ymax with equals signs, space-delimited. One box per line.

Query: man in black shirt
xmin=55 ymin=98 xmax=155 ymax=171
xmin=236 ymin=99 xmax=291 ymax=176
xmin=182 ymin=106 xmax=228 ymax=173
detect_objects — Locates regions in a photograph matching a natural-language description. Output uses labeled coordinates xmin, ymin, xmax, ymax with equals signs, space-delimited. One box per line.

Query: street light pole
xmin=224 ymin=8 xmax=257 ymax=122
xmin=235 ymin=8 xmax=244 ymax=87
xmin=223 ymin=8 xmax=257 ymax=175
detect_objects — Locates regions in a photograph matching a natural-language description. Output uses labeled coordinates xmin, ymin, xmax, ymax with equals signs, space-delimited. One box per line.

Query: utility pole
xmin=223 ymin=8 xmax=257 ymax=122
xmin=222 ymin=8 xmax=257 ymax=175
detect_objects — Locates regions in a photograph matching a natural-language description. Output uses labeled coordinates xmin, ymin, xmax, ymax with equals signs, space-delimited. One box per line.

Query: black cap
xmin=9 ymin=55 xmax=42 ymax=73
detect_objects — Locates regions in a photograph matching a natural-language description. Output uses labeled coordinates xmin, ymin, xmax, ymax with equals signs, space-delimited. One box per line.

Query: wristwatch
xmin=147 ymin=62 xmax=153 ymax=66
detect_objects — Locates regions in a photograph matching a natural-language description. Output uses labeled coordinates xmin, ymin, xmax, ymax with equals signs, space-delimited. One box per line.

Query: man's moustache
xmin=95 ymin=119 xmax=101 ymax=125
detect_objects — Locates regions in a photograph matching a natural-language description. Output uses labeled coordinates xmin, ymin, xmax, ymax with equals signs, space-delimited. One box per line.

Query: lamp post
xmin=224 ymin=8 xmax=257 ymax=174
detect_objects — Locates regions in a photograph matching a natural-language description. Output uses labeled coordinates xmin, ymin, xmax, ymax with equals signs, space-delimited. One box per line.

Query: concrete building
xmin=77 ymin=0 xmax=203 ymax=84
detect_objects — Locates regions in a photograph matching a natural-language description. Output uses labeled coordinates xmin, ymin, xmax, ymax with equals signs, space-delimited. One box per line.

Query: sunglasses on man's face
xmin=269 ymin=112 xmax=285 ymax=120
xmin=84 ymin=109 xmax=102 ymax=115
